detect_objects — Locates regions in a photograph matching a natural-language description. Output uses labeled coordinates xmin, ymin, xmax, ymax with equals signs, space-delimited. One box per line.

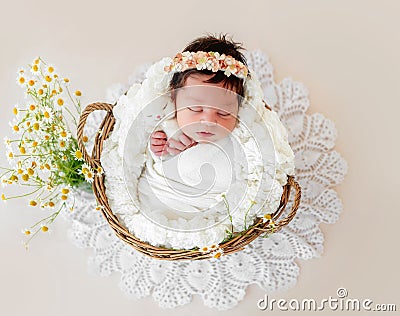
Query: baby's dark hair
xmin=169 ymin=33 xmax=248 ymax=104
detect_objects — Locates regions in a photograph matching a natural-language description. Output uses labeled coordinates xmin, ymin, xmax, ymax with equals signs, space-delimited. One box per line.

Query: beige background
xmin=1 ymin=0 xmax=399 ymax=315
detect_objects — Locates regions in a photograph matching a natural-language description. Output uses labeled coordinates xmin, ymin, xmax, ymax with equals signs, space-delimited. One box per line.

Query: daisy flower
xmin=16 ymin=74 xmax=26 ymax=87
xmin=42 ymin=106 xmax=53 ymax=123
xmin=30 ymin=63 xmax=40 ymax=75
xmin=12 ymin=104 xmax=21 ymax=118
xmin=29 ymin=200 xmax=38 ymax=207
xmin=59 ymin=130 xmax=71 ymax=140
xmin=95 ymin=166 xmax=104 ymax=176
xmin=262 ymin=213 xmax=273 ymax=224
xmin=6 ymin=150 xmax=15 ymax=163
xmin=84 ymin=170 xmax=95 ymax=183
xmin=62 ymin=78 xmax=70 ymax=86
xmin=40 ymin=224 xmax=51 ymax=233
xmin=72 ymin=149 xmax=83 ymax=161
xmin=21 ymin=228 xmax=32 ymax=235
xmin=3 ymin=137 xmax=11 ymax=147
xmin=199 ymin=245 xmax=211 ymax=253
xmin=95 ymin=205 xmax=104 ymax=211
xmin=1 ymin=176 xmax=8 ymax=188
xmin=44 ymin=64 xmax=56 ymax=76
xmin=209 ymin=244 xmax=218 ymax=251
xmin=58 ymin=140 xmax=68 ymax=151
xmin=211 ymin=248 xmax=224 ymax=260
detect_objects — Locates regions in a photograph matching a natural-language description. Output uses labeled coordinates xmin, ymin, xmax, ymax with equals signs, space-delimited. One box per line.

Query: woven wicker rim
xmin=77 ymin=100 xmax=302 ymax=261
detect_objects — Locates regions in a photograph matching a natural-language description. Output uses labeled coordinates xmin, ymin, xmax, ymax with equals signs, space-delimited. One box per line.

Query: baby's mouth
xmin=196 ymin=131 xmax=215 ymax=137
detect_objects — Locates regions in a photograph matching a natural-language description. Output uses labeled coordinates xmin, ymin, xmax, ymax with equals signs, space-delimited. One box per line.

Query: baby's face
xmin=174 ymin=73 xmax=239 ymax=143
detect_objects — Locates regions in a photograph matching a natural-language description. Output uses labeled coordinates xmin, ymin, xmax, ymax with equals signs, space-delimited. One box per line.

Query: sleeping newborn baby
xmin=137 ymin=72 xmax=246 ymax=223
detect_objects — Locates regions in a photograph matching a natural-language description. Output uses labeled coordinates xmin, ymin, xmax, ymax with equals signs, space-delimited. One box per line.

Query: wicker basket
xmin=77 ymin=101 xmax=301 ymax=261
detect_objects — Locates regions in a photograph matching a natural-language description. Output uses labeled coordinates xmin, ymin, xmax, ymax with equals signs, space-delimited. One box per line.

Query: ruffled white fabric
xmin=63 ymin=50 xmax=348 ymax=310
xmin=100 ymin=55 xmax=295 ymax=249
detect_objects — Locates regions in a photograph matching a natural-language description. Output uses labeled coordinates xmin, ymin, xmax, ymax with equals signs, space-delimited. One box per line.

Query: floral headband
xmin=164 ymin=51 xmax=249 ymax=79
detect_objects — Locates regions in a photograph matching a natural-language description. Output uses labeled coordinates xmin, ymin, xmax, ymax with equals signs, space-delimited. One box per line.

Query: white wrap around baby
xmin=137 ymin=122 xmax=242 ymax=221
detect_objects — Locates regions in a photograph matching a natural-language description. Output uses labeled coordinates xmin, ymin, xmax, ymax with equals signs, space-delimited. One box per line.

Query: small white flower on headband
xmin=164 ymin=51 xmax=249 ymax=79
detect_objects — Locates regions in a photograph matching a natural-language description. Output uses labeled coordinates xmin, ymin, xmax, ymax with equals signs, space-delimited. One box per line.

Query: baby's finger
xmin=153 ymin=150 xmax=163 ymax=157
xmin=150 ymin=143 xmax=166 ymax=152
xmin=168 ymin=138 xmax=185 ymax=151
xmin=166 ymin=146 xmax=181 ymax=156
xmin=151 ymin=138 xmax=167 ymax=146
xmin=152 ymin=131 xmax=167 ymax=139
xmin=178 ymin=134 xmax=193 ymax=146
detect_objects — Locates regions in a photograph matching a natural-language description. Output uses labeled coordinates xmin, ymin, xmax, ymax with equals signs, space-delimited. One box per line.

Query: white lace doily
xmin=62 ymin=50 xmax=348 ymax=310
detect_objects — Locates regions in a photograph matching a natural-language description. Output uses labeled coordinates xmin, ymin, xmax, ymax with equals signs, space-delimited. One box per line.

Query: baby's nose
xmin=200 ymin=119 xmax=217 ymax=126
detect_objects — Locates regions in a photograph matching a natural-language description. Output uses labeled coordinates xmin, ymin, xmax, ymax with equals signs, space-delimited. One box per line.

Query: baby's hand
xmin=150 ymin=131 xmax=197 ymax=157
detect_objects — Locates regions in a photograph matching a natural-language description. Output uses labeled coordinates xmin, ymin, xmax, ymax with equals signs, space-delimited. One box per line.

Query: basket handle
xmin=255 ymin=176 xmax=302 ymax=233
xmin=275 ymin=176 xmax=302 ymax=229
xmin=77 ymin=102 xmax=114 ymax=170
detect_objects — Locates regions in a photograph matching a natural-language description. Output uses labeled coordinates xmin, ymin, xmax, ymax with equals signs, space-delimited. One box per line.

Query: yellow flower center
xmin=13 ymin=107 xmax=18 ymax=115
xmin=13 ymin=125 xmax=19 ymax=132
xmin=33 ymin=123 xmax=39 ymax=130
xmin=19 ymin=147 xmax=26 ymax=154
xmin=41 ymin=226 xmax=49 ymax=232
xmin=264 ymin=214 xmax=272 ymax=220
xmin=22 ymin=174 xmax=29 ymax=181
xmin=48 ymin=66 xmax=54 ymax=73
xmin=19 ymin=77 xmax=25 ymax=84
xmin=32 ymin=64 xmax=39 ymax=71
xmin=45 ymin=75 xmax=52 ymax=82
xmin=214 ymin=252 xmax=222 ymax=259
xmin=62 ymin=188 xmax=70 ymax=194
xmin=29 ymin=200 xmax=37 ymax=206
xmin=44 ymin=111 xmax=50 ymax=118
xmin=57 ymin=98 xmax=64 ymax=106
xmin=61 ymin=195 xmax=68 ymax=200
xmin=28 ymin=80 xmax=35 ymax=86
xmin=27 ymin=168 xmax=34 ymax=176
xmin=75 ymin=90 xmax=82 ymax=96
xmin=75 ymin=150 xmax=83 ymax=159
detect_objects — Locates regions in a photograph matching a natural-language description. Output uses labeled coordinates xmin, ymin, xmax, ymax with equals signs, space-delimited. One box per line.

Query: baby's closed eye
xmin=187 ymin=106 xmax=231 ymax=116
